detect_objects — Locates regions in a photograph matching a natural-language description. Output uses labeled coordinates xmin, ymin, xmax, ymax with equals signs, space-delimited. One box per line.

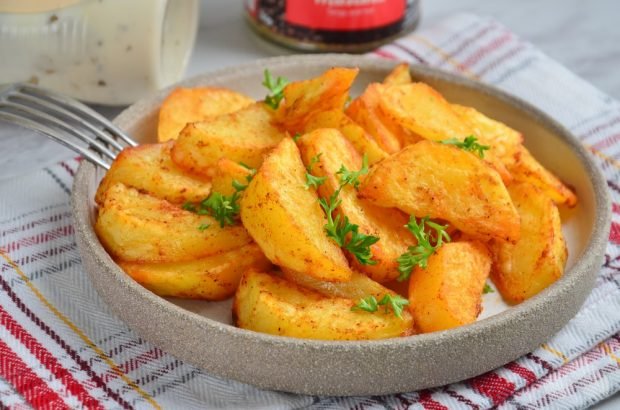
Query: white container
xmin=0 ymin=0 xmax=199 ymax=105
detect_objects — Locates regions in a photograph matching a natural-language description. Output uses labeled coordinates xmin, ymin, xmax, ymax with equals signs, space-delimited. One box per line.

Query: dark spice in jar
xmin=245 ymin=0 xmax=421 ymax=53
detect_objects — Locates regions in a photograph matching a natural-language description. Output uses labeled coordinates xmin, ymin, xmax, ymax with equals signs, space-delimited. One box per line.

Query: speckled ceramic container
xmin=72 ymin=55 xmax=611 ymax=396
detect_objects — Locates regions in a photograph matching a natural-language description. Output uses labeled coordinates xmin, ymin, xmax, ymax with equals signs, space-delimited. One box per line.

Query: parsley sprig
xmin=305 ymin=153 xmax=327 ymax=189
xmin=335 ymin=154 xmax=369 ymax=190
xmin=351 ymin=294 xmax=410 ymax=319
xmin=315 ymin=154 xmax=378 ymax=265
xmin=262 ymin=69 xmax=288 ymax=110
xmin=483 ymin=283 xmax=495 ymax=294
xmin=440 ymin=135 xmax=490 ymax=158
xmin=184 ymin=166 xmax=256 ymax=229
xmin=396 ymin=216 xmax=451 ymax=281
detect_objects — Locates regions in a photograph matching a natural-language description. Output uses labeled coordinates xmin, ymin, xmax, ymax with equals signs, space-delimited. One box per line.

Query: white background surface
xmin=1 ymin=1 xmax=618 ymax=407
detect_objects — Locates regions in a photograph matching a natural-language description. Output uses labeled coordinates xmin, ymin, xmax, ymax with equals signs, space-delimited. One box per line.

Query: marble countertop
xmin=0 ymin=1 xmax=618 ymax=406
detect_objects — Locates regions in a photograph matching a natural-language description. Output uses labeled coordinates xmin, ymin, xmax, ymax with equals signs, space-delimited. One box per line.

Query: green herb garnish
xmin=184 ymin=171 xmax=255 ymax=229
xmin=483 ymin=283 xmax=495 ymax=294
xmin=305 ymin=153 xmax=327 ymax=189
xmin=351 ymin=294 xmax=409 ymax=318
xmin=292 ymin=132 xmax=302 ymax=142
xmin=351 ymin=295 xmax=378 ymax=313
xmin=262 ymin=69 xmax=288 ymax=110
xmin=440 ymin=135 xmax=490 ymax=158
xmin=317 ymin=158 xmax=379 ymax=265
xmin=200 ymin=192 xmax=240 ymax=227
xmin=335 ymin=154 xmax=369 ymax=190
xmin=396 ymin=216 xmax=451 ymax=281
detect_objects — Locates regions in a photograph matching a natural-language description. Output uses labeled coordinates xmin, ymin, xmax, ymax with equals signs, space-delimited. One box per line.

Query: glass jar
xmin=245 ymin=0 xmax=421 ymax=53
xmin=0 ymin=0 xmax=199 ymax=105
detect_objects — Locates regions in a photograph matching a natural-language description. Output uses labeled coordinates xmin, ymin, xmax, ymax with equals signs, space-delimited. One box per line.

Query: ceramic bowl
xmin=72 ymin=54 xmax=611 ymax=396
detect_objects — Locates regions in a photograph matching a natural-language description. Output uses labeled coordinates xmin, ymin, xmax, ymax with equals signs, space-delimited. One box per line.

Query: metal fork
xmin=0 ymin=83 xmax=138 ymax=170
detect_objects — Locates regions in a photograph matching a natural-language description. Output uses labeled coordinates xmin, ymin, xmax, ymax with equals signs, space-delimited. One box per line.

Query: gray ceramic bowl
xmin=72 ymin=54 xmax=611 ymax=396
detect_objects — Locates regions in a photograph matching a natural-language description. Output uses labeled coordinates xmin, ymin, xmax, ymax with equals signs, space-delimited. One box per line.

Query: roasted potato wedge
xmin=95 ymin=142 xmax=211 ymax=205
xmin=383 ymin=63 xmax=412 ymax=86
xmin=281 ymin=268 xmax=394 ymax=300
xmin=490 ymin=182 xmax=568 ymax=304
xmin=409 ymin=241 xmax=492 ymax=333
xmin=233 ymin=270 xmax=413 ymax=340
xmin=508 ymin=146 xmax=577 ymax=207
xmin=274 ymin=67 xmax=358 ymax=133
xmin=96 ymin=183 xmax=252 ymax=263
xmin=451 ymin=104 xmax=523 ymax=167
xmin=240 ymin=138 xmax=352 ymax=282
xmin=346 ymin=83 xmax=406 ymax=153
xmin=379 ymin=82 xmax=471 ymax=141
xmin=171 ymin=102 xmax=284 ymax=176
xmin=211 ymin=158 xmax=255 ymax=196
xmin=379 ymin=83 xmax=511 ymax=182
xmin=118 ymin=243 xmax=271 ymax=300
xmin=303 ymin=109 xmax=389 ymax=165
xmin=359 ymin=140 xmax=520 ymax=243
xmin=157 ymin=87 xmax=254 ymax=142
xmin=298 ymin=128 xmax=413 ymax=282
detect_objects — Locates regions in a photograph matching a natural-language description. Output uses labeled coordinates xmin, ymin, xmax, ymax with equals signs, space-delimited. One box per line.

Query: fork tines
xmin=0 ymin=83 xmax=137 ymax=169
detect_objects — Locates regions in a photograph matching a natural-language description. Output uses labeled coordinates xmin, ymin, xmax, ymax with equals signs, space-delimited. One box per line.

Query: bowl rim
xmin=74 ymin=54 xmax=611 ymax=351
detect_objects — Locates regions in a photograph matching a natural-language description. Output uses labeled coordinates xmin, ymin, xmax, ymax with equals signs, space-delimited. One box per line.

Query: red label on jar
xmin=285 ymin=0 xmax=405 ymax=31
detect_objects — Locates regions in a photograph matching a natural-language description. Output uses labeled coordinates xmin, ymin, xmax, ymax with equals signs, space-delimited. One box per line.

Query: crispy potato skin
xmin=274 ymin=67 xmax=358 ymax=133
xmin=408 ymin=241 xmax=491 ymax=333
xmin=451 ymin=104 xmax=523 ymax=168
xmin=240 ymin=138 xmax=352 ymax=282
xmin=233 ymin=270 xmax=413 ymax=340
xmin=118 ymin=243 xmax=271 ymax=300
xmin=171 ymin=102 xmax=284 ymax=176
xmin=508 ymin=146 xmax=578 ymax=207
xmin=95 ymin=142 xmax=211 ymax=205
xmin=281 ymin=268 xmax=394 ymax=300
xmin=379 ymin=83 xmax=512 ymax=182
xmin=95 ymin=183 xmax=252 ymax=263
xmin=298 ymin=128 xmax=413 ymax=282
xmin=359 ymin=140 xmax=520 ymax=243
xmin=383 ymin=63 xmax=412 ymax=86
xmin=303 ymin=109 xmax=389 ymax=165
xmin=490 ymin=182 xmax=568 ymax=304
xmin=346 ymin=83 xmax=407 ymax=153
xmin=157 ymin=87 xmax=254 ymax=142
xmin=211 ymin=158 xmax=254 ymax=196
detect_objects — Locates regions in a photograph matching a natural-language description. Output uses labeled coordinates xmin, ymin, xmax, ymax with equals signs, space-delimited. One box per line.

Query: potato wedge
xmin=346 ymin=83 xmax=406 ymax=153
xmin=298 ymin=128 xmax=413 ymax=282
xmin=379 ymin=83 xmax=511 ymax=182
xmin=409 ymin=241 xmax=492 ymax=333
xmin=95 ymin=142 xmax=211 ymax=205
xmin=379 ymin=83 xmax=471 ymax=141
xmin=490 ymin=182 xmax=568 ymax=304
xmin=157 ymin=87 xmax=254 ymax=142
xmin=303 ymin=109 xmax=389 ymax=165
xmin=211 ymin=158 xmax=255 ymax=196
xmin=233 ymin=270 xmax=413 ymax=340
xmin=171 ymin=102 xmax=284 ymax=176
xmin=281 ymin=268 xmax=394 ymax=300
xmin=96 ymin=183 xmax=252 ymax=263
xmin=451 ymin=104 xmax=523 ymax=167
xmin=240 ymin=138 xmax=352 ymax=282
xmin=118 ymin=243 xmax=271 ymax=300
xmin=359 ymin=140 xmax=520 ymax=243
xmin=508 ymin=146 xmax=577 ymax=207
xmin=383 ymin=63 xmax=412 ymax=86
xmin=274 ymin=67 xmax=358 ymax=133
